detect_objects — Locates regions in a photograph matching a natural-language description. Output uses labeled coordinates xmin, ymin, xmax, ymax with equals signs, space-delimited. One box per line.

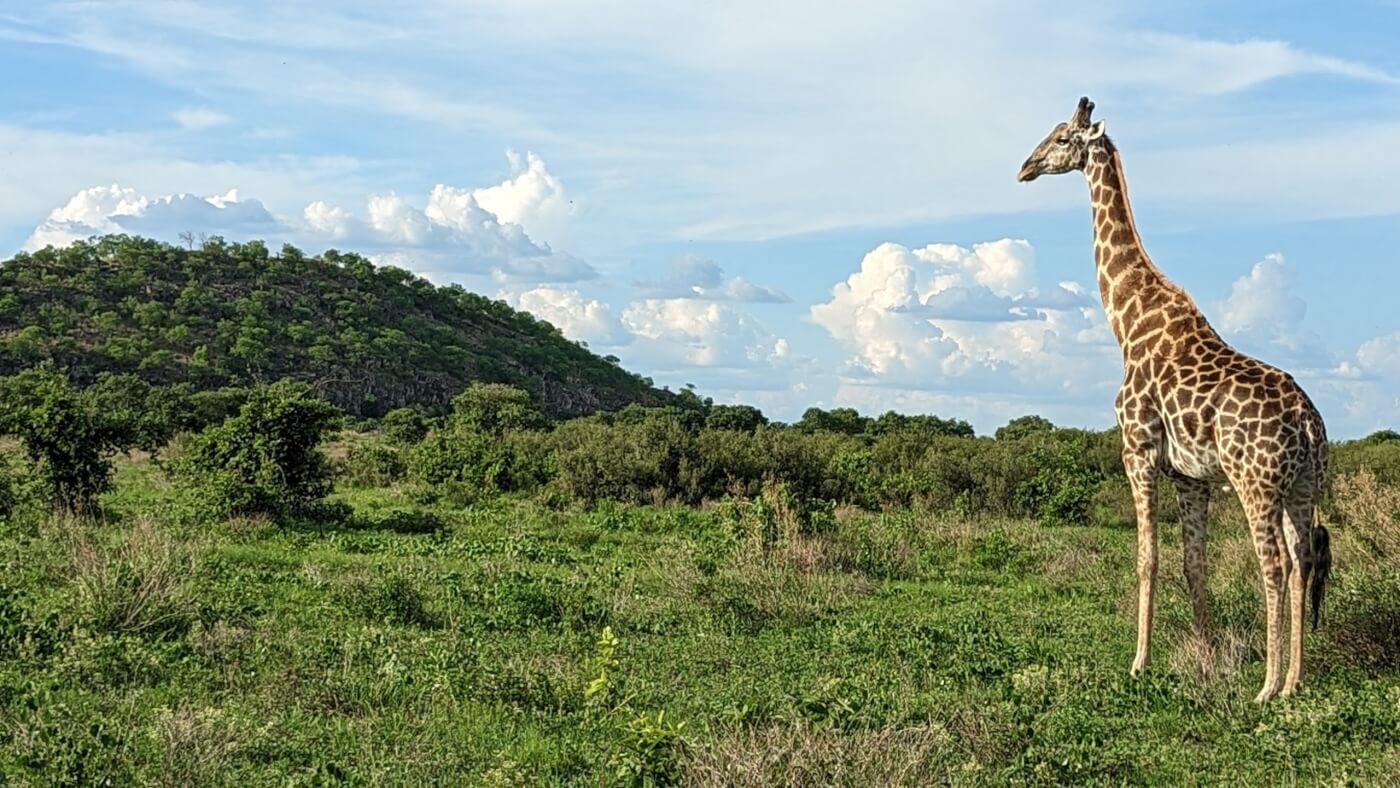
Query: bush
xmin=705 ymin=404 xmax=768 ymax=433
xmin=0 ymin=365 xmax=142 ymax=516
xmin=995 ymin=415 xmax=1056 ymax=442
xmin=172 ymin=379 xmax=342 ymax=519
xmin=409 ymin=428 xmax=516 ymax=502
xmin=0 ymin=457 xmax=20 ymax=523
xmin=341 ymin=441 xmax=408 ymax=488
xmin=1332 ymin=468 xmax=1400 ymax=564
xmin=450 ymin=383 xmax=547 ymax=436
xmin=381 ymin=407 xmax=431 ymax=444
xmin=340 ymin=573 xmax=438 ymax=628
xmin=681 ymin=429 xmax=775 ymax=502
xmin=1015 ymin=433 xmax=1105 ymax=526
xmin=549 ymin=414 xmax=696 ymax=505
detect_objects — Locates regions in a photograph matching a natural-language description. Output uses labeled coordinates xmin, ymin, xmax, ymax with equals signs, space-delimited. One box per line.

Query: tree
xmin=173 ymin=379 xmax=342 ymax=518
xmin=870 ymin=410 xmax=975 ymax=439
xmin=705 ymin=404 xmax=768 ymax=433
xmin=0 ymin=366 xmax=138 ymax=516
xmin=796 ymin=407 xmax=868 ymax=435
xmin=995 ymin=415 xmax=1056 ymax=442
xmin=449 ymin=383 xmax=547 ymax=436
xmin=381 ymin=407 xmax=431 ymax=444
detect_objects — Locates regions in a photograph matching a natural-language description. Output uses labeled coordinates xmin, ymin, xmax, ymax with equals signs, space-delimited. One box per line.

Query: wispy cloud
xmin=8 ymin=1 xmax=1399 ymax=243
xmin=173 ymin=107 xmax=230 ymax=131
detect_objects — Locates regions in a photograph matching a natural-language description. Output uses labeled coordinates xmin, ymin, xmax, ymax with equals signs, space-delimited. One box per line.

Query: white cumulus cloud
xmin=23 ymin=152 xmax=594 ymax=285
xmin=501 ymin=286 xmax=631 ymax=347
xmin=809 ymin=238 xmax=1119 ymax=426
xmin=1214 ymin=253 xmax=1331 ymax=368
xmin=469 ymin=151 xmax=572 ymax=245
xmin=24 ymin=184 xmax=275 ymax=250
xmin=622 ymin=299 xmax=790 ymax=369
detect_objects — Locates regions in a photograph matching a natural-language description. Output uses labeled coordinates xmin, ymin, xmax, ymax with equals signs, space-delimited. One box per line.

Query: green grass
xmin=1 ymin=454 xmax=1397 ymax=786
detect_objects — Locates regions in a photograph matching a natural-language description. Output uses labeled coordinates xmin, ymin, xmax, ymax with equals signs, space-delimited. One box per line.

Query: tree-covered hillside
xmin=0 ymin=235 xmax=673 ymax=418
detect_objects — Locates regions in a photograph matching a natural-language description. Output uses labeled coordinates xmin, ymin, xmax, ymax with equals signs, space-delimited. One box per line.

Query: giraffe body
xmin=1019 ymin=98 xmax=1332 ymax=702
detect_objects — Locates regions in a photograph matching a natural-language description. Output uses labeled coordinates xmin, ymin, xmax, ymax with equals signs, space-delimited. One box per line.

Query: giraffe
xmin=1017 ymin=97 xmax=1333 ymax=702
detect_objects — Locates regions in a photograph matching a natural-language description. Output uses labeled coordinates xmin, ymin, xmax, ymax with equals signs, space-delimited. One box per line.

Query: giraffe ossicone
xmin=1019 ymin=96 xmax=1333 ymax=703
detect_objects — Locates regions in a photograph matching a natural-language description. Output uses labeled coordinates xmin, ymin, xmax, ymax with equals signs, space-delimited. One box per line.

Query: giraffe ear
xmin=1087 ymin=120 xmax=1106 ymax=140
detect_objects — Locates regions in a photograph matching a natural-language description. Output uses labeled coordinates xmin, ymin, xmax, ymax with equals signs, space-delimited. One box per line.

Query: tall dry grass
xmin=54 ymin=515 xmax=202 ymax=637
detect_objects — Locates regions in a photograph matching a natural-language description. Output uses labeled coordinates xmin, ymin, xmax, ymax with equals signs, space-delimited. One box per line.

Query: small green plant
xmin=61 ymin=516 xmax=200 ymax=638
xmin=341 ymin=574 xmax=438 ymax=629
xmin=579 ymin=626 xmax=688 ymax=785
xmin=610 ymin=710 xmax=687 ymax=787
xmin=585 ymin=625 xmax=624 ymax=713
xmin=1016 ymin=439 xmax=1103 ymax=526
xmin=341 ymin=441 xmax=407 ymax=488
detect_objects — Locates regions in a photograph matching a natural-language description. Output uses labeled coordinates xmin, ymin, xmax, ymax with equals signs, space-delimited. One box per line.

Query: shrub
xmin=409 ymin=428 xmax=515 ymax=502
xmin=340 ymin=573 xmax=438 ymax=628
xmin=341 ymin=441 xmax=408 ymax=488
xmin=1015 ymin=434 xmax=1104 ymax=526
xmin=0 ymin=365 xmax=143 ymax=516
xmin=995 ymin=415 xmax=1056 ymax=441
xmin=705 ymin=404 xmax=768 ymax=433
xmin=172 ymin=379 xmax=341 ymax=519
xmin=449 ymin=383 xmax=547 ymax=436
xmin=1331 ymin=439 xmax=1400 ymax=487
xmin=681 ymin=429 xmax=774 ymax=502
xmin=381 ymin=407 xmax=431 ymax=444
xmin=1332 ymin=468 xmax=1400 ymax=564
xmin=0 ymin=456 xmax=20 ymax=523
xmin=549 ymin=415 xmax=696 ymax=505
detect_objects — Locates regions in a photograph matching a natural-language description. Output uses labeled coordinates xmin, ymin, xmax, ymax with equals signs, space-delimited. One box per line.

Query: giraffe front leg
xmin=1124 ymin=450 xmax=1160 ymax=677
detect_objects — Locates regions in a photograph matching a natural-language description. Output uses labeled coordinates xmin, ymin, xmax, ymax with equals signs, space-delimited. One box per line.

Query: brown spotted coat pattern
xmin=1020 ymin=97 xmax=1330 ymax=702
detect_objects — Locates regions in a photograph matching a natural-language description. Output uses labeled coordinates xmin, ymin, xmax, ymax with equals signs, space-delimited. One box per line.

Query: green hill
xmin=0 ymin=234 xmax=673 ymax=418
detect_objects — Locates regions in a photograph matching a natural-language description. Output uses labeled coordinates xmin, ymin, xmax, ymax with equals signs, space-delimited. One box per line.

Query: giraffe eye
xmin=1055 ymin=136 xmax=1070 ymax=144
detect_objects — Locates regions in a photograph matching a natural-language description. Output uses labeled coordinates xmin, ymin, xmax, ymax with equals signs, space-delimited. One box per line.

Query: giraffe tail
xmin=1309 ymin=509 xmax=1332 ymax=631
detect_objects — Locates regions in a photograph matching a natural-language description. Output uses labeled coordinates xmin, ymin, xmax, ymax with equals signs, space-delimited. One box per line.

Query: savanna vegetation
xmin=1 ymin=236 xmax=1398 ymax=785
xmin=0 ymin=236 xmax=671 ymax=418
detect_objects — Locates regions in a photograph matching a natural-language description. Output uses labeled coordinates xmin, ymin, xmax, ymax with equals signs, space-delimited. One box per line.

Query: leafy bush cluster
xmin=8 ymin=357 xmax=1400 ymax=534
xmin=332 ymin=386 xmax=1122 ymax=524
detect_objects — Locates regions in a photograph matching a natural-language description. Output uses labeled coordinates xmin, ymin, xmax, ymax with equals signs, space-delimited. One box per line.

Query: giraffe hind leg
xmin=1280 ymin=500 xmax=1316 ymax=696
xmin=1242 ymin=492 xmax=1287 ymax=703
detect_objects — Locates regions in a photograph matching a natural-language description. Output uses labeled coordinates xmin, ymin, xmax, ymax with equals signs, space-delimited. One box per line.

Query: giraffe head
xmin=1017 ymin=96 xmax=1107 ymax=182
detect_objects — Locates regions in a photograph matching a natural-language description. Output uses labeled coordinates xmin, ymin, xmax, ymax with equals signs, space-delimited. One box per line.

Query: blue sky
xmin=3 ymin=2 xmax=1399 ymax=436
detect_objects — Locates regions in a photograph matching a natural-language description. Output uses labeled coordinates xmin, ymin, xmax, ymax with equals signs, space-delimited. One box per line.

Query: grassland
xmin=1 ymin=446 xmax=1398 ymax=786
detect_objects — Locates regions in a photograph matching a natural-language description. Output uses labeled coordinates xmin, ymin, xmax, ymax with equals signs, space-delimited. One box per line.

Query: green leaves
xmin=171 ymin=379 xmax=341 ymax=519
xmin=0 ymin=366 xmax=138 ymax=516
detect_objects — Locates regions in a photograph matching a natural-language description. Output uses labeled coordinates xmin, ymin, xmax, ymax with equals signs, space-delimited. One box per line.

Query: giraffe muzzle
xmin=1017 ymin=159 xmax=1040 ymax=182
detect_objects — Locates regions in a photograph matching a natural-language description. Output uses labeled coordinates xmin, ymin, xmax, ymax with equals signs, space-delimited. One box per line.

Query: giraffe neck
xmin=1083 ymin=143 xmax=1189 ymax=350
